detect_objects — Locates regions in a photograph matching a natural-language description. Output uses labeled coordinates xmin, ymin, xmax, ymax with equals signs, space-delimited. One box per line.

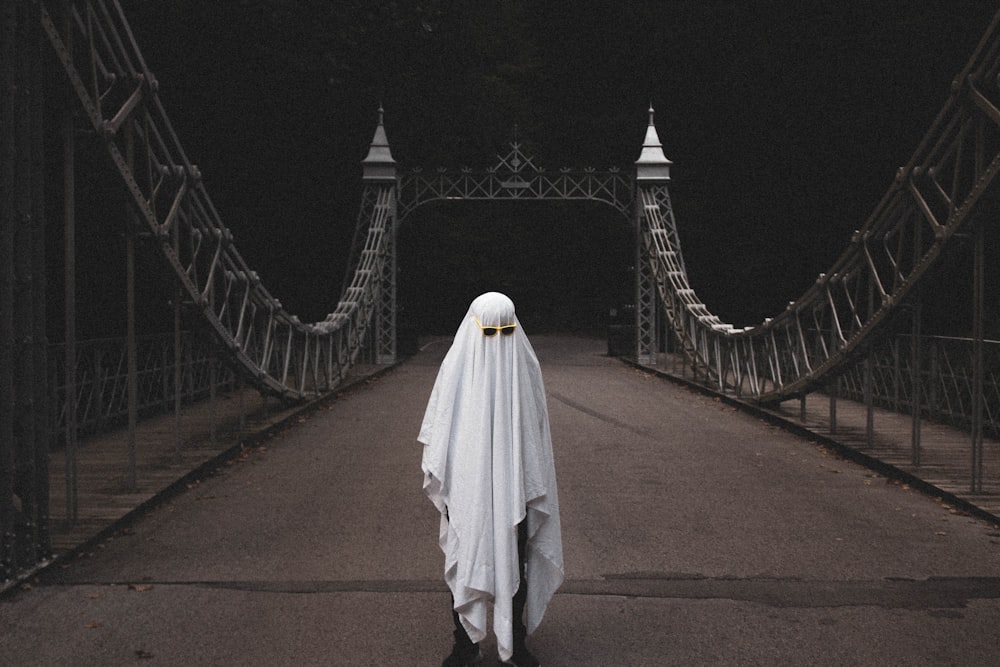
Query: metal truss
xmin=315 ymin=184 xmax=396 ymax=364
xmin=396 ymin=141 xmax=633 ymax=222
xmin=39 ymin=0 xmax=390 ymax=400
xmin=641 ymin=9 xmax=1000 ymax=404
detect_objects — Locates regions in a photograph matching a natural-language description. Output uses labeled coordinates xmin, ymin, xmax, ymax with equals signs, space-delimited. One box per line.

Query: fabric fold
xmin=418 ymin=292 xmax=564 ymax=662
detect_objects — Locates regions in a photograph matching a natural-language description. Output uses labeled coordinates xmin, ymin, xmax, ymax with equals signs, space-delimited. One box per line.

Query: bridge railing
xmin=48 ymin=332 xmax=239 ymax=440
xmin=664 ymin=324 xmax=1000 ymax=440
xmin=838 ymin=334 xmax=1000 ymax=439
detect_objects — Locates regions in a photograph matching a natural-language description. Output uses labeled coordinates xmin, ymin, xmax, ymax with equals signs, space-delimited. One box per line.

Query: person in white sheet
xmin=418 ymin=292 xmax=564 ymax=667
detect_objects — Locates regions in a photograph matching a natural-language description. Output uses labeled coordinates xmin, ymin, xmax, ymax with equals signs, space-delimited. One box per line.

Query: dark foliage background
xmin=55 ymin=1 xmax=998 ymax=338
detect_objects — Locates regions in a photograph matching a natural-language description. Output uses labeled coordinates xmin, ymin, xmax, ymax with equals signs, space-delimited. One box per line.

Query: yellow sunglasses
xmin=474 ymin=315 xmax=517 ymax=337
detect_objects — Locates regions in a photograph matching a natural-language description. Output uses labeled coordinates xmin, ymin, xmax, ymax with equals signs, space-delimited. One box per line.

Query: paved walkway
xmin=5 ymin=335 xmax=1000 ymax=665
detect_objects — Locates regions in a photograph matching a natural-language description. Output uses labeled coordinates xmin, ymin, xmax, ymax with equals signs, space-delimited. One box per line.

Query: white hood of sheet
xmin=418 ymin=292 xmax=563 ymax=661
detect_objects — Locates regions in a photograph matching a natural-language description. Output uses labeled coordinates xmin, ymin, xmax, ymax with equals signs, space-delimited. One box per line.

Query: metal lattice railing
xmin=47 ymin=332 xmax=239 ymax=439
xmin=838 ymin=335 xmax=1000 ymax=438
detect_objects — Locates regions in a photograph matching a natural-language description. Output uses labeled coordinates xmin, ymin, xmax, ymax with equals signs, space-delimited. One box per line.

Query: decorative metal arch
xmin=395 ymin=140 xmax=634 ymax=222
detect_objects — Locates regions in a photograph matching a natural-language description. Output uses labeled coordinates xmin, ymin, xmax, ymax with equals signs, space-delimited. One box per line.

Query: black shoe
xmin=501 ymin=647 xmax=540 ymax=667
xmin=441 ymin=644 xmax=482 ymax=667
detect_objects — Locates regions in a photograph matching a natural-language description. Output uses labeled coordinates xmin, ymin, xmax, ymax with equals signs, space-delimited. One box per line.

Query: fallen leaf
xmin=85 ymin=621 xmax=103 ymax=629
xmin=129 ymin=584 xmax=154 ymax=592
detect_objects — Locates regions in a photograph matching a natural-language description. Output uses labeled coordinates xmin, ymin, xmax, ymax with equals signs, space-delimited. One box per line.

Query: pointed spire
xmin=635 ymin=104 xmax=672 ymax=182
xmin=362 ymin=105 xmax=396 ymax=181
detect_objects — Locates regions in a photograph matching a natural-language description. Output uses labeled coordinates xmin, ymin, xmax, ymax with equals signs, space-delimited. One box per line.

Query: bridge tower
xmin=634 ymin=106 xmax=673 ymax=365
xmin=360 ymin=107 xmax=398 ymax=365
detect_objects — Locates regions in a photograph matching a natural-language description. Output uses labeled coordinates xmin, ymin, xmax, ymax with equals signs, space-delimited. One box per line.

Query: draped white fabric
xmin=419 ymin=292 xmax=563 ymax=662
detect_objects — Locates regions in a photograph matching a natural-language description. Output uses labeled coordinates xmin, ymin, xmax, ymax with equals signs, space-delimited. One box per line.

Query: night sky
xmin=58 ymin=2 xmax=999 ymax=338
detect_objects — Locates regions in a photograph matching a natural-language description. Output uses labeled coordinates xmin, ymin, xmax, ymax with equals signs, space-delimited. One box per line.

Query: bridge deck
xmin=647 ymin=354 xmax=1000 ymax=519
xmin=10 ymin=335 xmax=1000 ymax=665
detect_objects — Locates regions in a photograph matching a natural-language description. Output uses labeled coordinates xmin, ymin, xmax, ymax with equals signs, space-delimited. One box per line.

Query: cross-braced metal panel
xmin=396 ymin=142 xmax=633 ymax=222
xmin=398 ymin=169 xmax=633 ymax=219
xmin=375 ymin=193 xmax=398 ymax=364
xmin=39 ymin=0 xmax=391 ymax=400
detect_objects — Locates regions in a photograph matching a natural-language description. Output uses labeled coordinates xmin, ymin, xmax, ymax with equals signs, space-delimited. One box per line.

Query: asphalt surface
xmin=5 ymin=335 xmax=1000 ymax=666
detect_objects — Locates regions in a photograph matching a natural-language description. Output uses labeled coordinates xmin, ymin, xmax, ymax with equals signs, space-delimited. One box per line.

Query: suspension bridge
xmin=5 ymin=4 xmax=1000 ymax=659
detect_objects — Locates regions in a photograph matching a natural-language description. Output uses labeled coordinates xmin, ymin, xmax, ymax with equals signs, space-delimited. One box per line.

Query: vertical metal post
xmin=171 ymin=194 xmax=183 ymax=464
xmin=12 ymin=0 xmax=39 ymax=567
xmin=910 ymin=292 xmax=922 ymax=467
xmin=238 ymin=378 xmax=246 ymax=432
xmin=828 ymin=321 xmax=838 ymax=434
xmin=62 ymin=7 xmax=78 ymax=520
xmin=173 ymin=289 xmax=182 ymax=465
xmin=910 ymin=170 xmax=924 ymax=466
xmin=892 ymin=337 xmax=900 ymax=412
xmin=864 ymin=350 xmax=874 ymax=448
xmin=125 ymin=128 xmax=138 ymax=492
xmin=29 ymin=5 xmax=49 ymax=558
xmin=828 ymin=378 xmax=838 ymax=435
xmin=209 ymin=354 xmax=217 ymax=444
xmin=971 ymin=222 xmax=984 ymax=493
xmin=865 ymin=280 xmax=875 ymax=448
xmin=161 ymin=343 xmax=169 ymax=411
xmin=1 ymin=0 xmax=17 ymax=579
xmin=14 ymin=0 xmax=33 ymax=566
xmin=929 ymin=344 xmax=939 ymax=421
